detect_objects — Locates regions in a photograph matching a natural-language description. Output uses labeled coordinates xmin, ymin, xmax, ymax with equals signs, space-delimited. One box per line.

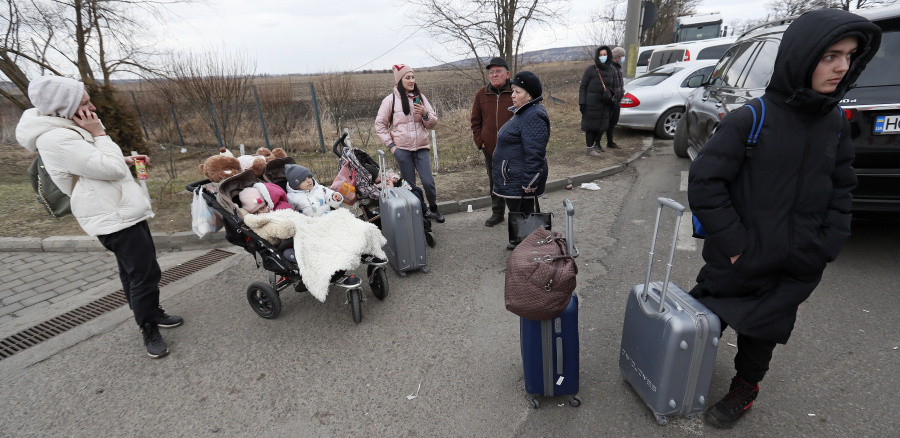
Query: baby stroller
xmin=332 ymin=133 xmax=436 ymax=248
xmin=186 ymin=168 xmax=389 ymax=324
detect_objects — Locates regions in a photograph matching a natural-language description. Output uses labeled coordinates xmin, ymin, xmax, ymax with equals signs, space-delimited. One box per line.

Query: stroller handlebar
xmin=186 ymin=179 xmax=212 ymax=192
xmin=332 ymin=132 xmax=349 ymax=157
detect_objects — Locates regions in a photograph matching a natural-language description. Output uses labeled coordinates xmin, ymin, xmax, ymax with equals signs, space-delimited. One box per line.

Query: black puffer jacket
xmin=492 ymin=97 xmax=550 ymax=198
xmin=579 ymin=46 xmax=615 ymax=132
xmin=688 ymin=9 xmax=881 ymax=344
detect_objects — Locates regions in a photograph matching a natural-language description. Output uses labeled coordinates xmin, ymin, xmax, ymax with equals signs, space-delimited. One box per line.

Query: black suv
xmin=674 ymin=6 xmax=900 ymax=212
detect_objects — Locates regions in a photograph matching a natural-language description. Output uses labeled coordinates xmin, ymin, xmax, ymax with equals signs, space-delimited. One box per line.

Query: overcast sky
xmin=159 ymin=0 xmax=771 ymax=75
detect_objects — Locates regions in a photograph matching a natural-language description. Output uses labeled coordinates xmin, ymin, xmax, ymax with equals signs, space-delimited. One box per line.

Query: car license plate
xmin=874 ymin=115 xmax=900 ymax=135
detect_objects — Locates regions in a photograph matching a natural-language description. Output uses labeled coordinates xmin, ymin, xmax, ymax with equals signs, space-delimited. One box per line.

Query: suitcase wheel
xmin=421 ymin=266 xmax=429 ymax=274
xmin=569 ymin=396 xmax=581 ymax=407
xmin=654 ymin=413 xmax=669 ymax=426
xmin=425 ymin=232 xmax=435 ymax=248
xmin=530 ymin=398 xmax=540 ymax=409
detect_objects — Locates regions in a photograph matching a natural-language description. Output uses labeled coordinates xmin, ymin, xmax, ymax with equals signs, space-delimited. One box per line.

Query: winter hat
xmin=253 ymin=182 xmax=275 ymax=209
xmin=511 ymin=71 xmax=542 ymax=99
xmin=486 ymin=57 xmax=510 ymax=71
xmin=27 ymin=75 xmax=84 ymax=119
xmin=612 ymin=47 xmax=626 ymax=59
xmin=392 ymin=64 xmax=413 ymax=84
xmin=239 ymin=187 xmax=266 ymax=213
xmin=285 ymin=164 xmax=313 ymax=190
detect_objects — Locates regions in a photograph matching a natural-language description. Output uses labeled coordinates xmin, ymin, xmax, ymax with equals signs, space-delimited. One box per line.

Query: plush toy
xmin=255 ymin=147 xmax=288 ymax=162
xmin=199 ymin=154 xmax=242 ymax=183
xmin=219 ymin=147 xmax=235 ymax=157
xmin=237 ymin=154 xmax=267 ymax=176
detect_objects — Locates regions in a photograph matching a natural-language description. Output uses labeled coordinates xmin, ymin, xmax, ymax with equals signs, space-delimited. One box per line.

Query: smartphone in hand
xmin=414 ymin=96 xmax=421 ymax=105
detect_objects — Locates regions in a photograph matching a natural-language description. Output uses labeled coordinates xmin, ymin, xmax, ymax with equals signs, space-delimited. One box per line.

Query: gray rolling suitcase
xmin=376 ymin=150 xmax=428 ymax=277
xmin=619 ymin=197 xmax=721 ymax=426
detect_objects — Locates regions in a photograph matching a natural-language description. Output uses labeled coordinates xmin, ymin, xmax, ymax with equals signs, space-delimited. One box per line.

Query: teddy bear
xmin=198 ymin=154 xmax=242 ymax=183
xmin=255 ymin=147 xmax=288 ymax=162
xmin=237 ymin=154 xmax=267 ymax=177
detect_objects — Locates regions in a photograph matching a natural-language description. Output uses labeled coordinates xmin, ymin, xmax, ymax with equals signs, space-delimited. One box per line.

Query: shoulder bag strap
xmin=595 ymin=67 xmax=607 ymax=92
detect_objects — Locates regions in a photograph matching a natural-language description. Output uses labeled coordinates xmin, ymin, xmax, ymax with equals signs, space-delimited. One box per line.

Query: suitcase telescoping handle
xmin=377 ymin=150 xmax=387 ymax=193
xmin=563 ymin=199 xmax=579 ymax=258
xmin=640 ymin=197 xmax=686 ymax=317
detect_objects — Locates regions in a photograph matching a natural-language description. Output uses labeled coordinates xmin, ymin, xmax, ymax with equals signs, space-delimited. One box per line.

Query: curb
xmin=0 ymin=142 xmax=654 ymax=253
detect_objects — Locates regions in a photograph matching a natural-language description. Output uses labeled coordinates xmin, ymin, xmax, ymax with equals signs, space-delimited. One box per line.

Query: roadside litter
xmin=580 ymin=182 xmax=601 ymax=190
xmin=407 ymin=383 xmax=421 ymax=400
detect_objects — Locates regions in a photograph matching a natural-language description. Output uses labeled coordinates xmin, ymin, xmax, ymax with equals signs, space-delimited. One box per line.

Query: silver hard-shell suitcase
xmin=619 ymin=197 xmax=721 ymax=426
xmin=376 ymin=150 xmax=428 ymax=277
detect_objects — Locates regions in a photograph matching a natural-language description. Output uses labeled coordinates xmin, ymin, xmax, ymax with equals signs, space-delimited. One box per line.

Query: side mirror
xmin=688 ymin=75 xmax=705 ymax=88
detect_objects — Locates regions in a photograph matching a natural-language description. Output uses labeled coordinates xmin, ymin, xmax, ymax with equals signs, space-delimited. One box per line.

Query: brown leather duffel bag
xmin=504 ymin=227 xmax=577 ymax=320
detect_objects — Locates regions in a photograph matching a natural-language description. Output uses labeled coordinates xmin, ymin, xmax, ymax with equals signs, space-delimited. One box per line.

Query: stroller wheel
xmin=349 ymin=289 xmax=362 ymax=323
xmin=247 ymin=282 xmax=282 ymax=319
xmin=425 ymin=231 xmax=436 ymax=248
xmin=367 ymin=266 xmax=389 ymax=300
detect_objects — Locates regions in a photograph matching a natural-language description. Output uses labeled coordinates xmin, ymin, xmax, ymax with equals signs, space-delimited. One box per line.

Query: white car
xmin=618 ymin=60 xmax=718 ymax=139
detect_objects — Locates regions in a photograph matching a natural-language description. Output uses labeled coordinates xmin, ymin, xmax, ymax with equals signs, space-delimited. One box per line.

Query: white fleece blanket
xmin=242 ymin=209 xmax=387 ymax=302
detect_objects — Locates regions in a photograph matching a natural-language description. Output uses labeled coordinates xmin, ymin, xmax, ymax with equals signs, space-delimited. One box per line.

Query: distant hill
xmin=433 ymin=46 xmax=593 ymax=69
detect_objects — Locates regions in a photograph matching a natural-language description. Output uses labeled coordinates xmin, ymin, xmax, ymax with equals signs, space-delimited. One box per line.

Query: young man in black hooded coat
xmin=687 ymin=9 xmax=881 ymax=429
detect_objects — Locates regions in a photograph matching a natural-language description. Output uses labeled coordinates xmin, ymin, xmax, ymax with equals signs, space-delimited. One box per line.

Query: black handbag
xmin=508 ymin=197 xmax=552 ymax=243
xmin=28 ymin=155 xmax=71 ymax=218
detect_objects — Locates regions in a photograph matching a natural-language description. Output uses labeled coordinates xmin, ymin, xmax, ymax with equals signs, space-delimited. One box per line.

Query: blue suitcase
xmin=520 ymin=199 xmax=580 ymax=409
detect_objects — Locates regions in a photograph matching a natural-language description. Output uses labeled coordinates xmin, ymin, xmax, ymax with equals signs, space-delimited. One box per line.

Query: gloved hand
xmin=579 ymin=104 xmax=585 ymax=114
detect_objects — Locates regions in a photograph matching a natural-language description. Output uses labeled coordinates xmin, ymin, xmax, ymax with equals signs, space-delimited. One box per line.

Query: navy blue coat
xmin=492 ymin=98 xmax=549 ymax=198
xmin=687 ymin=9 xmax=881 ymax=344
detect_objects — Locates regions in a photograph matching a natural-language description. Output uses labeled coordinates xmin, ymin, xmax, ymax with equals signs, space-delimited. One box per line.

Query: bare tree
xmin=838 ymin=0 xmax=899 ymax=10
xmin=254 ymin=80 xmax=306 ymax=154
xmin=407 ymin=0 xmax=571 ymax=84
xmin=316 ymin=71 xmax=356 ymax=136
xmin=580 ymin=0 xmax=627 ymax=55
xmin=727 ymin=17 xmax=772 ymax=38
xmin=160 ymin=49 xmax=256 ymax=149
xmin=642 ymin=0 xmax=702 ymax=46
xmin=768 ymin=0 xmax=841 ymax=18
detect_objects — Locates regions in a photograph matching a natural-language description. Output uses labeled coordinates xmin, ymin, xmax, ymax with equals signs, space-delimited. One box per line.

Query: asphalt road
xmin=1 ymin=141 xmax=898 ymax=437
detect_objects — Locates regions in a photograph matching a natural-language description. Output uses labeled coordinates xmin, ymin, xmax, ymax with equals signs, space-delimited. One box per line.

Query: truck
xmin=673 ymin=13 xmax=725 ymax=43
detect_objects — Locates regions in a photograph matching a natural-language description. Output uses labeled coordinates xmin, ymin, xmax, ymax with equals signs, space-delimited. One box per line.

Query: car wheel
xmin=655 ymin=107 xmax=683 ymax=139
xmin=673 ymin=114 xmax=690 ymax=158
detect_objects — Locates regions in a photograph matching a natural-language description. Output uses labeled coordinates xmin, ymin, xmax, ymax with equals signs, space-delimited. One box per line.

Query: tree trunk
xmin=74 ymin=0 xmax=95 ymax=85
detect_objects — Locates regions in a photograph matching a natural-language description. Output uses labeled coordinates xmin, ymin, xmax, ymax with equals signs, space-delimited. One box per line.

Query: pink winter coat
xmin=257 ymin=182 xmax=293 ymax=211
xmin=375 ymin=87 xmax=438 ymax=152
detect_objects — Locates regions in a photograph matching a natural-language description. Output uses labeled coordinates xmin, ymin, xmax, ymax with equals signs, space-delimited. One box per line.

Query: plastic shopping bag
xmin=331 ymin=163 xmax=358 ymax=205
xmin=192 ymin=189 xmax=221 ymax=238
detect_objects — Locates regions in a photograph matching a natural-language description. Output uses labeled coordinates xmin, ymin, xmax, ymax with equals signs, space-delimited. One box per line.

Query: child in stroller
xmin=187 ymin=163 xmax=389 ymax=324
xmin=333 ymin=134 xmax=436 ymax=248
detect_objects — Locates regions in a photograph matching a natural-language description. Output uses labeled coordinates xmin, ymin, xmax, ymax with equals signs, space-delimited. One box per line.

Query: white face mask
xmin=599 ymin=56 xmax=608 ymax=63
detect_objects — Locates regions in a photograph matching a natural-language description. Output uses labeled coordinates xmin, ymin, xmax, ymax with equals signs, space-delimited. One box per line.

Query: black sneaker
xmin=607 ymin=142 xmax=621 ymax=149
xmin=506 ymin=241 xmax=519 ymax=251
xmin=426 ymin=209 xmax=445 ymax=223
xmin=484 ymin=214 xmax=504 ymax=227
xmin=157 ymin=306 xmax=183 ymax=328
xmin=141 ymin=323 xmax=169 ymax=359
xmin=705 ymin=376 xmax=759 ymax=429
xmin=361 ymin=254 xmax=388 ymax=266
xmin=333 ymin=274 xmax=362 ymax=289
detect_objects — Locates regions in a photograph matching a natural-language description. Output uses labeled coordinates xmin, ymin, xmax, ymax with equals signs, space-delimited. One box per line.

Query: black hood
xmin=766 ymin=8 xmax=881 ymax=115
xmin=594 ymin=45 xmax=613 ymax=70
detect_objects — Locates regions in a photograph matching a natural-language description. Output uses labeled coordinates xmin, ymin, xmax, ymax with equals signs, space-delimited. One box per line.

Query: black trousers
xmin=482 ymin=149 xmax=505 ymax=216
xmin=722 ymin=321 xmax=778 ymax=386
xmin=97 ymin=221 xmax=161 ymax=328
xmin=604 ymin=104 xmax=621 ymax=144
xmin=585 ymin=130 xmax=602 ymax=148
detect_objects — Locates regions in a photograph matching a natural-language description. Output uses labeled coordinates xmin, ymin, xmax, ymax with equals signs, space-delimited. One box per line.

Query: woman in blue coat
xmin=492 ymin=71 xmax=550 ymax=250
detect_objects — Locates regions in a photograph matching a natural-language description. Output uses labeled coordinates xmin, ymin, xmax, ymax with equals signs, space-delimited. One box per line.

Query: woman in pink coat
xmin=374 ymin=64 xmax=444 ymax=222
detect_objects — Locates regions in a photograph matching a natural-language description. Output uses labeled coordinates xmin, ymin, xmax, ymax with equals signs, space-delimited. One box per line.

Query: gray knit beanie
xmin=285 ymin=164 xmax=313 ymax=190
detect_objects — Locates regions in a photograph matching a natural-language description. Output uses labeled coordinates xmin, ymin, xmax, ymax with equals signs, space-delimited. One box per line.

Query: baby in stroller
xmin=334 ymin=140 xmax=436 ymax=247
xmin=284 ymin=164 xmax=344 ymax=217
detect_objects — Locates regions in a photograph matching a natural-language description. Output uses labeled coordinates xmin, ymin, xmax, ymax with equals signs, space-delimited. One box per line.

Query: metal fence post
xmin=207 ymin=98 xmax=225 ymax=150
xmin=343 ymin=128 xmax=352 ymax=148
xmin=309 ymin=82 xmax=326 ymax=153
xmin=130 ymin=91 xmax=150 ymax=141
xmin=252 ymin=85 xmax=271 ymax=150
xmin=170 ymin=105 xmax=185 ymax=147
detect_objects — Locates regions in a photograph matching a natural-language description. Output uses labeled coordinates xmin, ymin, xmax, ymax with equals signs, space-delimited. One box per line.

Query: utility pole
xmin=623 ymin=0 xmax=642 ymax=79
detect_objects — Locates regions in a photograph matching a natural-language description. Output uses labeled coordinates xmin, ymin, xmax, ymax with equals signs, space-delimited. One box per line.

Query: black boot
xmin=705 ymin=376 xmax=759 ymax=429
xmin=427 ymin=205 xmax=445 ymax=223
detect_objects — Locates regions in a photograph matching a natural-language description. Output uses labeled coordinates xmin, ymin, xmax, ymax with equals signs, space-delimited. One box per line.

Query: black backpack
xmin=29 ymin=155 xmax=71 ymax=218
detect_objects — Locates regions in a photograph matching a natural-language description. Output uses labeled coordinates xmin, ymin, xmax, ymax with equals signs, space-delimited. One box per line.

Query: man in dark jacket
xmin=688 ymin=9 xmax=881 ymax=429
xmin=579 ymin=45 xmax=616 ymax=156
xmin=603 ymin=46 xmax=626 ymax=149
xmin=472 ymin=57 xmax=514 ymax=227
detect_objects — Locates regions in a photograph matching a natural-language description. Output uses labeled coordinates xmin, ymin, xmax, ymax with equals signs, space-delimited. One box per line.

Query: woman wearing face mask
xmin=579 ymin=45 xmax=616 ymax=156
xmin=375 ymin=64 xmax=444 ymax=223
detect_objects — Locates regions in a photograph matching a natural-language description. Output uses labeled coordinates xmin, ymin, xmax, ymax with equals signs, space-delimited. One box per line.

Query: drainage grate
xmin=0 ymin=248 xmax=234 ymax=361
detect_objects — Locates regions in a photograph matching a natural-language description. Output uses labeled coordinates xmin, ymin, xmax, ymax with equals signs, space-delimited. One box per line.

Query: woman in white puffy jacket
xmin=15 ymin=76 xmax=181 ymax=359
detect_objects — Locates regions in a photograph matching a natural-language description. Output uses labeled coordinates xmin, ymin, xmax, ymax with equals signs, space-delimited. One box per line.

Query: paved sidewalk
xmin=0 ymin=251 xmax=120 ymax=326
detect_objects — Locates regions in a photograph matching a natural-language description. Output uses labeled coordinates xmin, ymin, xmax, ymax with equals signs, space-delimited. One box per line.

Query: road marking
xmin=680 ymin=171 xmax=689 ymax=192
xmin=677 ymin=212 xmax=697 ymax=251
